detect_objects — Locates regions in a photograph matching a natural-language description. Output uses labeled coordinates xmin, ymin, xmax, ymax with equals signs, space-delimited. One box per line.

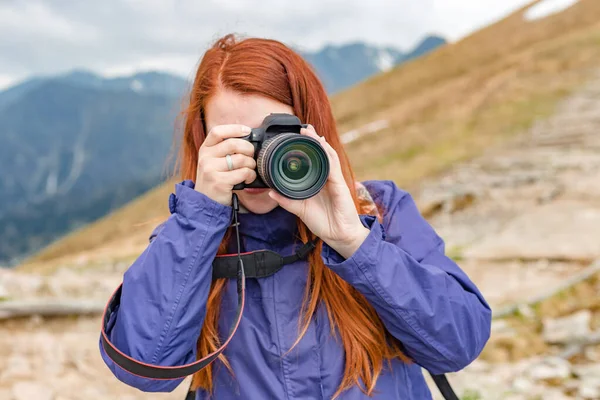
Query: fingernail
xmin=242 ymin=126 xmax=251 ymax=133
xmin=307 ymin=124 xmax=314 ymax=131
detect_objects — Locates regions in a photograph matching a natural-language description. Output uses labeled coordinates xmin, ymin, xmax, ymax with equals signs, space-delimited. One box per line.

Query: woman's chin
xmin=236 ymin=189 xmax=279 ymax=214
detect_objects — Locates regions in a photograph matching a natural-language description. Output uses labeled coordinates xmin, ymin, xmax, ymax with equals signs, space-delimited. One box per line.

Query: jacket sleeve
xmin=321 ymin=180 xmax=491 ymax=374
xmin=99 ymin=180 xmax=232 ymax=392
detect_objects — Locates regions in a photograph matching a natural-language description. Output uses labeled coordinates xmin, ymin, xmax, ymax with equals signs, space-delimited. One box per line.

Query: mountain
xmin=0 ymin=74 xmax=185 ymax=264
xmin=401 ymin=35 xmax=447 ymax=62
xmin=0 ymin=70 xmax=189 ymax=111
xmin=59 ymin=70 xmax=190 ymax=97
xmin=20 ymin=0 xmax=600 ymax=271
xmin=0 ymin=35 xmax=446 ymax=265
xmin=300 ymin=43 xmax=404 ymax=94
xmin=299 ymin=35 xmax=446 ymax=93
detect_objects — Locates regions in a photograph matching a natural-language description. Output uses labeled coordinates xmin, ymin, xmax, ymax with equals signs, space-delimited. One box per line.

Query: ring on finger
xmin=226 ymin=154 xmax=234 ymax=171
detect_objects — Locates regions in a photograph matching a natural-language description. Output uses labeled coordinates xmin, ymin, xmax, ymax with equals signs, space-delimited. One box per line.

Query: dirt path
xmin=415 ymin=71 xmax=600 ymax=309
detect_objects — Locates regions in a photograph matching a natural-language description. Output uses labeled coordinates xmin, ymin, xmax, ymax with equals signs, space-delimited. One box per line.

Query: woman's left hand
xmin=268 ymin=125 xmax=370 ymax=259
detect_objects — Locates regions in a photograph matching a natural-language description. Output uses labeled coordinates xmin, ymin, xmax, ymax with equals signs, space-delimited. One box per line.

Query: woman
xmin=100 ymin=34 xmax=491 ymax=399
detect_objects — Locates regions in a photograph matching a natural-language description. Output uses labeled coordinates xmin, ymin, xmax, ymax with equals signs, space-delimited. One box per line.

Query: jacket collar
xmin=235 ymin=205 xmax=299 ymax=245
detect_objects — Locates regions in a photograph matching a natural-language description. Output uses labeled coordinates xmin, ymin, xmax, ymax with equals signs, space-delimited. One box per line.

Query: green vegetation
xmin=461 ymin=389 xmax=483 ymax=400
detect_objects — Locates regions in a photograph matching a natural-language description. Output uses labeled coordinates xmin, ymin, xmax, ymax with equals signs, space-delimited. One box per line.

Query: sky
xmin=0 ymin=0 xmax=534 ymax=90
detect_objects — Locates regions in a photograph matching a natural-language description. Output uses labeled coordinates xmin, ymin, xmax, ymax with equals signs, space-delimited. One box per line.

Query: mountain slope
xmin=0 ymin=79 xmax=181 ymax=264
xmin=299 ymin=35 xmax=446 ymax=93
xmin=401 ymin=35 xmax=447 ymax=62
xmin=20 ymin=0 xmax=600 ymax=268
xmin=330 ymin=0 xmax=600 ymax=184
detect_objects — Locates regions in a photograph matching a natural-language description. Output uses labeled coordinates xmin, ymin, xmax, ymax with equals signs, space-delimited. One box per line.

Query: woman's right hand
xmin=195 ymin=124 xmax=257 ymax=206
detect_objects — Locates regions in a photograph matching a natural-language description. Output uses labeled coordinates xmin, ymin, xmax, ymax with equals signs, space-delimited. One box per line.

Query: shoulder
xmin=360 ymin=179 xmax=410 ymax=207
xmin=360 ymin=179 xmax=443 ymax=258
xmin=149 ymin=221 xmax=167 ymax=243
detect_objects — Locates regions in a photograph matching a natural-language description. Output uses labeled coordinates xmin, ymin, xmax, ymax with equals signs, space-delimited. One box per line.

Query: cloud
xmin=0 ymin=0 xmax=532 ymax=89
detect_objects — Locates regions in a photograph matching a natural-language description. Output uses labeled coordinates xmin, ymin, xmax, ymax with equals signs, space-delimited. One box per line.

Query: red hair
xmin=179 ymin=34 xmax=409 ymax=399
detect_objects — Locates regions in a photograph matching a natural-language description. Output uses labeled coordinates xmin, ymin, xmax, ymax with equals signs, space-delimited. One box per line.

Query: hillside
xmin=23 ymin=0 xmax=600 ymax=269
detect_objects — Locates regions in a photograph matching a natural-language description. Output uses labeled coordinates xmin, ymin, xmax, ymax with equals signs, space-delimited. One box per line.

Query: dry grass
xmin=334 ymin=0 xmax=600 ymax=186
xmin=21 ymin=181 xmax=174 ymax=270
xmin=20 ymin=0 xmax=600 ymax=269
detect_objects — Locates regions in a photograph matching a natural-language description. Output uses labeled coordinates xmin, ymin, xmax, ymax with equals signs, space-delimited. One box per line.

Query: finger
xmin=203 ymin=124 xmax=252 ymax=147
xmin=316 ymin=138 xmax=345 ymax=185
xmin=221 ymin=167 xmax=257 ymax=186
xmin=321 ymin=139 xmax=339 ymax=164
xmin=201 ymin=154 xmax=256 ymax=173
xmin=208 ymin=138 xmax=255 ymax=158
xmin=300 ymin=127 xmax=321 ymax=141
xmin=213 ymin=154 xmax=256 ymax=172
xmin=268 ymin=190 xmax=303 ymax=215
xmin=305 ymin=124 xmax=318 ymax=135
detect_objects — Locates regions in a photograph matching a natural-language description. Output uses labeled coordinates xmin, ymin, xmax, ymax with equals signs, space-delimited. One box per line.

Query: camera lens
xmin=280 ymin=151 xmax=311 ymax=181
xmin=257 ymin=133 xmax=329 ymax=199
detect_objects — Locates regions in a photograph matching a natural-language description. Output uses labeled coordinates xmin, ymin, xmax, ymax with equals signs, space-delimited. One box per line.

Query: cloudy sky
xmin=0 ymin=0 xmax=534 ymax=90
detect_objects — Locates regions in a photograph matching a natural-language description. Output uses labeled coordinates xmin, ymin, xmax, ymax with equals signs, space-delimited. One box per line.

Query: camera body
xmin=233 ymin=113 xmax=307 ymax=190
xmin=231 ymin=113 xmax=329 ymax=200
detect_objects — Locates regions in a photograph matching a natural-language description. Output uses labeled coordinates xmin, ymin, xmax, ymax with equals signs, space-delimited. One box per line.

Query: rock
xmin=584 ymin=347 xmax=599 ymax=361
xmin=527 ymin=357 xmax=571 ymax=381
xmin=1 ymin=354 xmax=32 ymax=381
xmin=573 ymin=364 xmax=600 ymax=379
xmin=512 ymin=376 xmax=534 ymax=392
xmin=11 ymin=381 xmax=54 ymax=400
xmin=0 ymin=281 xmax=9 ymax=299
xmin=561 ymin=170 xmax=600 ymax=201
xmin=491 ymin=319 xmax=516 ymax=336
xmin=4 ymin=272 xmax=45 ymax=297
xmin=464 ymin=202 xmax=600 ymax=261
xmin=543 ymin=310 xmax=592 ymax=344
xmin=579 ymin=380 xmax=600 ymax=400
xmin=516 ymin=304 xmax=536 ymax=320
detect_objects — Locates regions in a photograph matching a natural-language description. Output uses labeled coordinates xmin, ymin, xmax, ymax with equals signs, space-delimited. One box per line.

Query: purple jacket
xmin=100 ymin=179 xmax=491 ymax=399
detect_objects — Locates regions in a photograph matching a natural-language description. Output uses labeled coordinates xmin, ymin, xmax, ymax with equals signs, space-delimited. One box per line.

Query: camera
xmin=231 ymin=113 xmax=330 ymax=200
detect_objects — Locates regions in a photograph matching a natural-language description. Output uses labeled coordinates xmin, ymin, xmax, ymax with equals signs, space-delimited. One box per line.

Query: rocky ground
xmin=417 ymin=72 xmax=600 ymax=399
xmin=1 ymin=74 xmax=600 ymax=399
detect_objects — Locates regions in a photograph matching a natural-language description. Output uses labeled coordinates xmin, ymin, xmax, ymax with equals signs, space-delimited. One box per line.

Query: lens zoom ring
xmin=257 ymin=134 xmax=293 ymax=189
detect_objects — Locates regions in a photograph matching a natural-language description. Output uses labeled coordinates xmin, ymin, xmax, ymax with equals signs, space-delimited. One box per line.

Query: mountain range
xmin=0 ymin=35 xmax=446 ymax=265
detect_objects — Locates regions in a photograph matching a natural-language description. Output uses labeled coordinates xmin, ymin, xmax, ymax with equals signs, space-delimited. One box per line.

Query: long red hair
xmin=178 ymin=34 xmax=409 ymax=399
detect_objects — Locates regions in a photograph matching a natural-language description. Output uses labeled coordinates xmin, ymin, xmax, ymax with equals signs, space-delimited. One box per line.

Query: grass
xmin=21 ymin=180 xmax=175 ymax=269
xmin=19 ymin=0 xmax=600 ymax=269
xmin=460 ymin=390 xmax=483 ymax=400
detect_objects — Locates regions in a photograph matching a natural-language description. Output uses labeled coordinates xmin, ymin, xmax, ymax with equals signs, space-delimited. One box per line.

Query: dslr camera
xmin=232 ymin=113 xmax=329 ymax=200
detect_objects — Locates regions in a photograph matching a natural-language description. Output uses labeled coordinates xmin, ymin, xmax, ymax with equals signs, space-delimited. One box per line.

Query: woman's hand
xmin=195 ymin=124 xmax=257 ymax=206
xmin=268 ymin=125 xmax=370 ymax=259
